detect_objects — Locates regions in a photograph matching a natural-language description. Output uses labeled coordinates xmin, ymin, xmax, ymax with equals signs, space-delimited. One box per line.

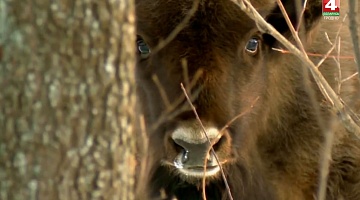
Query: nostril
xmin=169 ymin=138 xmax=190 ymax=164
xmin=181 ymin=150 xmax=189 ymax=163
xmin=170 ymin=137 xmax=185 ymax=153
xmin=212 ymin=135 xmax=226 ymax=152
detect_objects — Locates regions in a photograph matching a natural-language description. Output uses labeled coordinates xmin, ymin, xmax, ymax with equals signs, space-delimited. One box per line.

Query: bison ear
xmin=263 ymin=0 xmax=322 ymax=45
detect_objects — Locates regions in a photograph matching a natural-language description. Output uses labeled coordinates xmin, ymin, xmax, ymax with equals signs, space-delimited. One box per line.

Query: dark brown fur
xmin=135 ymin=0 xmax=360 ymax=199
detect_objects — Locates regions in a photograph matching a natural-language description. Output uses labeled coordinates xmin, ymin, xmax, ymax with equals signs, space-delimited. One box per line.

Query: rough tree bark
xmin=0 ymin=0 xmax=137 ymax=199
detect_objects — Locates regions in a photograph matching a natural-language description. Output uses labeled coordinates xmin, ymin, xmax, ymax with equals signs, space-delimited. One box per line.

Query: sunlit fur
xmin=135 ymin=0 xmax=360 ymax=199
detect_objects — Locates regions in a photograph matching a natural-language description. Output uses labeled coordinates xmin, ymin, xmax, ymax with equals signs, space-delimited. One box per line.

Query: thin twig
xmin=325 ymin=32 xmax=333 ymax=46
xmin=317 ymin=15 xmax=347 ymax=70
xmin=330 ymin=15 xmax=348 ymax=94
xmin=276 ymin=0 xmax=306 ymax=54
xmin=180 ymin=83 xmax=234 ymax=200
xmin=315 ymin=43 xmax=336 ymax=68
xmin=152 ymin=75 xmax=171 ymax=108
xmin=296 ymin=0 xmax=308 ymax=32
xmin=341 ymin=72 xmax=359 ymax=83
xmin=335 ymin=37 xmax=342 ymax=94
xmin=327 ymin=14 xmax=347 ymax=95
xmin=149 ymin=69 xmax=203 ymax=133
xmin=181 ymin=59 xmax=191 ymax=94
xmin=218 ymin=97 xmax=260 ymax=135
xmin=272 ymin=47 xmax=354 ymax=59
xmin=151 ymin=0 xmax=200 ymax=54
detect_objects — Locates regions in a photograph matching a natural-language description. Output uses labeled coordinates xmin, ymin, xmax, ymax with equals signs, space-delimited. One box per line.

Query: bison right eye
xmin=245 ymin=38 xmax=260 ymax=55
xmin=136 ymin=37 xmax=151 ymax=59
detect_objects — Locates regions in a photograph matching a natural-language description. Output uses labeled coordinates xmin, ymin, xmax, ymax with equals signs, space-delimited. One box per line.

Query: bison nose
xmin=170 ymin=123 xmax=227 ymax=170
xmin=173 ymin=138 xmax=216 ymax=167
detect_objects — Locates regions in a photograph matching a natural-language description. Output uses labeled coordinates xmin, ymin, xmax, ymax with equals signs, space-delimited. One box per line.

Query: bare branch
xmin=341 ymin=72 xmax=359 ymax=83
xmin=218 ymin=97 xmax=260 ymax=136
xmin=149 ymin=69 xmax=203 ymax=133
xmin=317 ymin=15 xmax=347 ymax=69
xmin=335 ymin=37 xmax=342 ymax=94
xmin=276 ymin=0 xmax=306 ymax=54
xmin=152 ymin=75 xmax=172 ymax=108
xmin=315 ymin=42 xmax=336 ymax=68
xmin=151 ymin=0 xmax=200 ymax=54
xmin=296 ymin=0 xmax=308 ymax=31
xmin=272 ymin=47 xmax=355 ymax=60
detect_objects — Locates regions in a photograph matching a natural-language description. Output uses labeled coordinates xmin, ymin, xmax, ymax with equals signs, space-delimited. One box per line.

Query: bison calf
xmin=135 ymin=0 xmax=360 ymax=199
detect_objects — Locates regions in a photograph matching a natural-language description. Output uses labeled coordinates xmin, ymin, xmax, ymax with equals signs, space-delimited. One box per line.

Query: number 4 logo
xmin=323 ymin=0 xmax=340 ymax=16
xmin=325 ymin=0 xmax=338 ymax=10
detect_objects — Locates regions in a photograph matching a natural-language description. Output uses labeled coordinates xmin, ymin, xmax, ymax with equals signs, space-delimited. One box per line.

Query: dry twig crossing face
xmin=135 ymin=0 xmax=360 ymax=199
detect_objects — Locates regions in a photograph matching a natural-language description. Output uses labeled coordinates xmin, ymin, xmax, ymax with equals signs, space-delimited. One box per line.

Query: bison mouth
xmin=171 ymin=149 xmax=226 ymax=179
xmin=176 ymin=165 xmax=221 ymax=178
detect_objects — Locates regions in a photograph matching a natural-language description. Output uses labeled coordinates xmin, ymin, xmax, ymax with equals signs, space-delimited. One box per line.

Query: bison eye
xmin=245 ymin=38 xmax=260 ymax=55
xmin=136 ymin=37 xmax=151 ymax=59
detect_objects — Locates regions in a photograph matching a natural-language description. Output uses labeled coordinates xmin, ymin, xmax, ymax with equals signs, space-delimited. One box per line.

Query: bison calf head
xmin=136 ymin=0 xmax=325 ymax=199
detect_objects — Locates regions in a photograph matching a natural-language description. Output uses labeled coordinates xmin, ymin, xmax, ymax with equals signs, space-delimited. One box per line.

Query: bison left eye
xmin=136 ymin=37 xmax=151 ymax=59
xmin=245 ymin=38 xmax=260 ymax=55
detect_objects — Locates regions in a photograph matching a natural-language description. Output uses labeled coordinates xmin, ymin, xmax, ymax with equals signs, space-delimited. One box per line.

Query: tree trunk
xmin=0 ymin=0 xmax=137 ymax=199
